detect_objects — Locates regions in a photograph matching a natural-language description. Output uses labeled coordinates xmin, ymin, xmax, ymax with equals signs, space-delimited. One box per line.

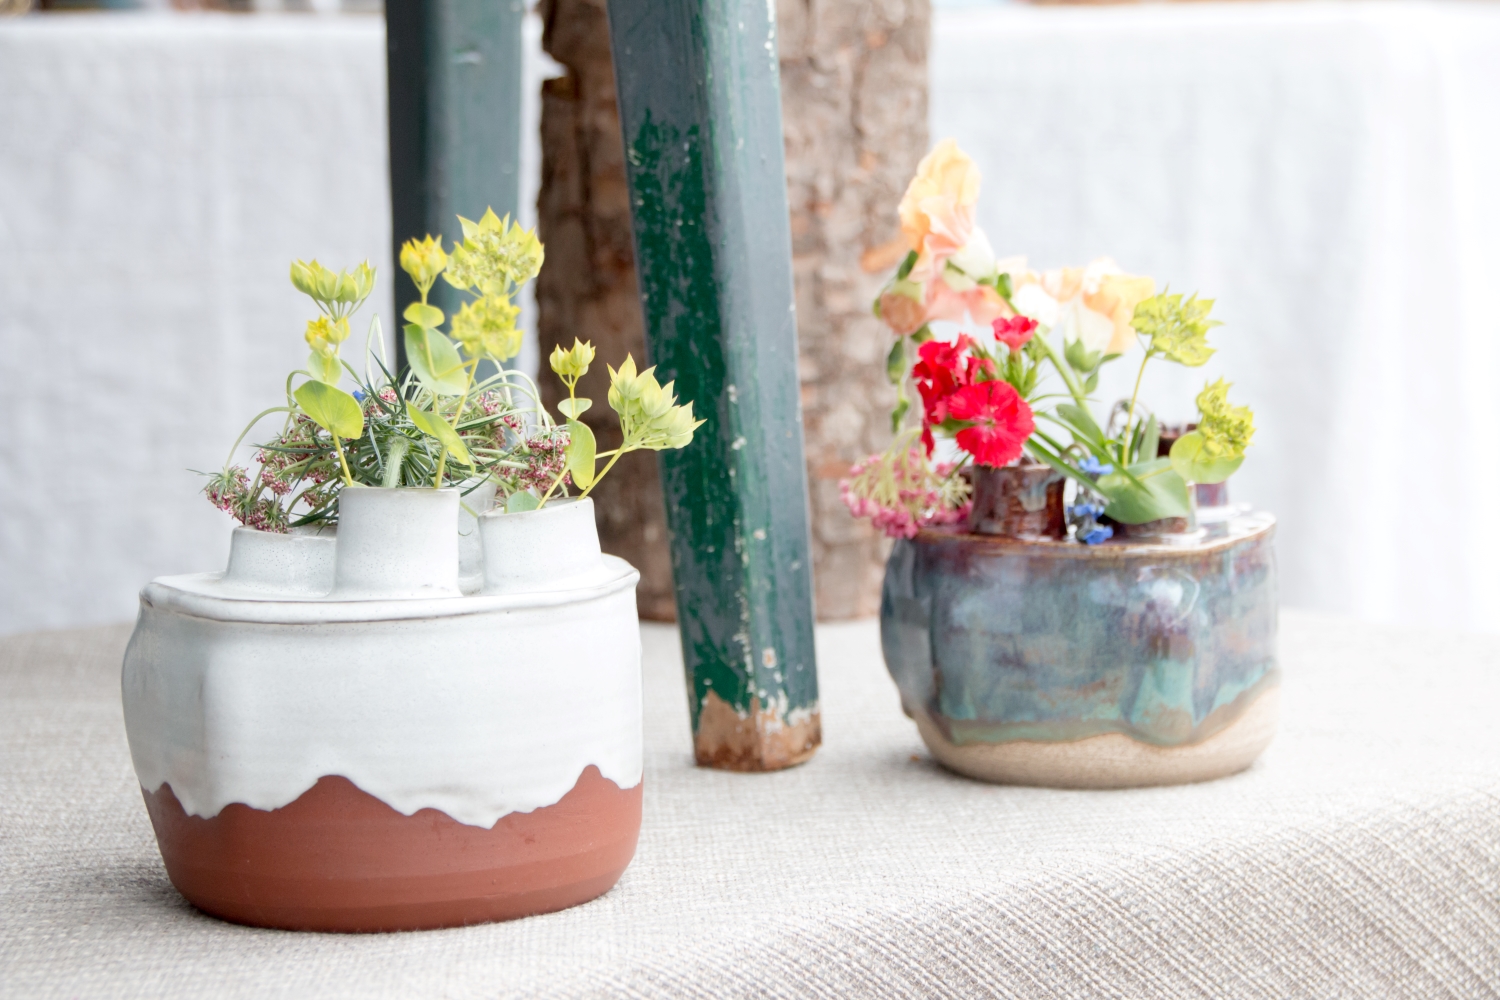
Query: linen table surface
xmin=2 ymin=611 xmax=1499 ymax=999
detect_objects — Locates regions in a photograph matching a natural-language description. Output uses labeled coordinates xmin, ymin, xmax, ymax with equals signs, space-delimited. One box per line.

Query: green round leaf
xmin=1096 ymin=458 xmax=1191 ymax=524
xmin=506 ymin=490 xmax=541 ymax=513
xmin=402 ymin=301 xmax=445 ymax=329
xmin=307 ymin=350 xmax=343 ymax=386
xmin=293 ymin=380 xmax=364 ymax=440
xmin=404 ymin=324 xmax=469 ymax=396
xmin=406 ymin=402 xmax=472 ymax=466
xmin=565 ymin=419 xmax=596 ymax=490
xmin=1169 ymin=431 xmax=1243 ymax=486
xmin=556 ymin=397 xmax=593 ymax=420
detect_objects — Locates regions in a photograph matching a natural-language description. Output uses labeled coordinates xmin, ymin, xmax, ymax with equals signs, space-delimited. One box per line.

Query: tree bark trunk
xmin=536 ymin=0 xmax=929 ymax=621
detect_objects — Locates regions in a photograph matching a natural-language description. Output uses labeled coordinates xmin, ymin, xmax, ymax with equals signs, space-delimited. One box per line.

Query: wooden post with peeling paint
xmin=606 ymin=0 xmax=821 ymax=771
xmin=385 ymin=0 xmax=525 ymax=372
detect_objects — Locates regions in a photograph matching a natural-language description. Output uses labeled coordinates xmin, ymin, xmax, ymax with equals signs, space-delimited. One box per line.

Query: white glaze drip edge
xmin=122 ymin=560 xmax=643 ymax=828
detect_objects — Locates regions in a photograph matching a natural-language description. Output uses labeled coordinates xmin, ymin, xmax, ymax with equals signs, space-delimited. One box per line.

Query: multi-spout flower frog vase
xmin=881 ymin=466 xmax=1278 ymax=789
xmin=121 ymin=490 xmax=643 ymax=932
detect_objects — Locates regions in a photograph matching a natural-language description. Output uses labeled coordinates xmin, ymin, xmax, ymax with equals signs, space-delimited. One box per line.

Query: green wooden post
xmin=606 ymin=0 xmax=821 ymax=771
xmin=386 ymin=0 xmax=525 ymax=370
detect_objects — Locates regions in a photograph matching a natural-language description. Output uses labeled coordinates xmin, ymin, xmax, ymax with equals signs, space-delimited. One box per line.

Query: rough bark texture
xmin=537 ymin=0 xmax=929 ymax=621
xmin=778 ymin=0 xmax=930 ymax=618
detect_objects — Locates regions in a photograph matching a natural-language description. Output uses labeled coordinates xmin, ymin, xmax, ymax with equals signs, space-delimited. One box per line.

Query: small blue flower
xmin=1078 ymin=456 xmax=1114 ymax=477
xmin=1081 ymin=525 xmax=1114 ymax=546
xmin=1068 ymin=502 xmax=1105 ymax=520
xmin=352 ymin=389 xmax=367 ymax=402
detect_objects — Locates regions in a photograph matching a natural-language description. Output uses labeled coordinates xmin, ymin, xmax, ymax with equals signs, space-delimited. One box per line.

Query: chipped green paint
xmin=606 ymin=0 xmax=819 ymax=735
xmin=386 ymin=0 xmax=524 ymax=371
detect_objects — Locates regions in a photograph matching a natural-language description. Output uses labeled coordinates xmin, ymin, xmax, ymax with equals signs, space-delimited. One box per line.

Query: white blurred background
xmin=2 ymin=2 xmax=1498 ymax=634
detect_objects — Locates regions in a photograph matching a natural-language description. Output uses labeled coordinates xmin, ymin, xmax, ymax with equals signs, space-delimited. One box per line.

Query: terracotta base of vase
xmin=143 ymin=765 xmax=641 ymax=932
xmin=913 ymin=685 xmax=1279 ymax=789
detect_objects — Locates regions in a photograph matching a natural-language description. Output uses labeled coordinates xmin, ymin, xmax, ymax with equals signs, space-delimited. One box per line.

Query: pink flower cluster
xmin=254 ymin=416 xmax=332 ymax=498
xmin=839 ymin=449 xmax=970 ymax=540
xmin=467 ymin=391 xmax=524 ymax=451
xmin=516 ymin=425 xmax=571 ymax=493
xmin=204 ymin=466 xmax=289 ymax=533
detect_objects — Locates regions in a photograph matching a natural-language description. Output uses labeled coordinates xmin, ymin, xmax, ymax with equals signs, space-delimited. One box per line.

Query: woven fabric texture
xmin=3 ymin=611 xmax=1499 ymax=999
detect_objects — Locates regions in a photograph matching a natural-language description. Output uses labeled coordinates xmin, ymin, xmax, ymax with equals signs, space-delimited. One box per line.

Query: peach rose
xmin=899 ymin=139 xmax=982 ymax=285
xmin=924 ymin=277 xmax=1008 ymax=327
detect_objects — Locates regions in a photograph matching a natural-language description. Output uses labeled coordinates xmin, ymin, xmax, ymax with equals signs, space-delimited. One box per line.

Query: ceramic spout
xmin=332 ymin=487 xmax=462 ymax=600
xmin=479 ymin=497 xmax=606 ymax=595
xmin=222 ymin=526 xmax=336 ymax=596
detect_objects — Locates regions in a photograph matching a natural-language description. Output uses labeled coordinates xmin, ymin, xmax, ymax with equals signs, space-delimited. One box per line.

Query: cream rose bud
xmin=1054 ymin=297 xmax=1116 ymax=355
xmin=947 ymin=225 xmax=997 ymax=281
xmin=1012 ymin=282 xmax=1060 ymax=327
xmin=940 ymin=266 xmax=978 ymax=293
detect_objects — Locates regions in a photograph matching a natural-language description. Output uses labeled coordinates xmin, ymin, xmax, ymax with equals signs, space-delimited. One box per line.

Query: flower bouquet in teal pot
xmin=844 ymin=141 xmax=1276 ymax=788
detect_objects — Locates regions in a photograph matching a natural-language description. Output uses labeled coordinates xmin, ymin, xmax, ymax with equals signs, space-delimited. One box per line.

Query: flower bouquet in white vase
xmin=122 ymin=210 xmax=701 ymax=932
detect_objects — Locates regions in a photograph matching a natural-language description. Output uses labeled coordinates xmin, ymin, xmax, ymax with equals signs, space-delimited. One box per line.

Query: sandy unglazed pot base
xmin=913 ymin=685 xmax=1280 ymax=789
xmin=144 ymin=765 xmax=641 ymax=932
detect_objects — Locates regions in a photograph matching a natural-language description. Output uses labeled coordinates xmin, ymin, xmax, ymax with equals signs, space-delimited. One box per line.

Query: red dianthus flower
xmin=992 ymin=315 xmax=1038 ymax=351
xmin=910 ymin=335 xmax=996 ymax=454
xmin=946 ymin=380 xmax=1034 ymax=467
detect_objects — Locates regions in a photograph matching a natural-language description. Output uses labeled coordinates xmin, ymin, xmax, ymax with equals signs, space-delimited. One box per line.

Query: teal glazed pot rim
xmin=912 ymin=509 xmax=1275 ymax=560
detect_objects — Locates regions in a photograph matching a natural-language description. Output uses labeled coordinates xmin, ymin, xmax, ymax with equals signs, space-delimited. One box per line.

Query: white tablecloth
xmin=3 ymin=4 xmax=1499 ymax=634
xmin=4 ymin=613 xmax=1500 ymax=998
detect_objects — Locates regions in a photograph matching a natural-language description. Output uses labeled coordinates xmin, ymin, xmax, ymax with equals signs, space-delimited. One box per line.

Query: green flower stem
xmin=537 ymin=462 xmax=569 ymax=506
xmin=578 ymin=447 xmax=628 ymax=501
xmin=1122 ymin=349 xmax=1153 ymax=465
xmin=1024 ymin=439 xmax=1097 ymax=494
xmin=431 ymin=355 xmax=485 ymax=488
xmin=1033 ymin=332 xmax=1089 ymax=408
xmin=333 ymin=435 xmax=354 ymax=487
xmin=537 ymin=380 xmax=582 ymax=505
xmin=447 ymin=357 xmax=482 ymax=431
xmin=222 ymin=406 xmax=292 ymax=470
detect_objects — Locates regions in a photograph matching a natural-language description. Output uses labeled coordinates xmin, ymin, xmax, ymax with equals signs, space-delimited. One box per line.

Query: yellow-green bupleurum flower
xmin=451 ymin=294 xmax=522 ymax=362
xmin=1195 ymin=378 xmax=1255 ymax=459
xmin=290 ymin=259 xmax=375 ymax=318
xmin=304 ymin=315 xmax=350 ymax=358
xmin=549 ymin=338 xmax=596 ymax=381
xmin=607 ymin=355 xmax=704 ymax=450
xmin=1132 ymin=292 xmax=1220 ymax=367
xmin=399 ymin=236 xmax=449 ymax=298
xmin=444 ymin=207 xmax=545 ymax=296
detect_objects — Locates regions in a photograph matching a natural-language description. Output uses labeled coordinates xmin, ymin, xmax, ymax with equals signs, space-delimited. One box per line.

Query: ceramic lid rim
xmin=141 ymin=555 xmax=639 ymax=624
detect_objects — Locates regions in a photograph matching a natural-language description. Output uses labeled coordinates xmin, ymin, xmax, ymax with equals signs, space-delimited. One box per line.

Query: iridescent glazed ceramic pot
xmin=881 ymin=506 xmax=1278 ymax=788
xmin=122 ymin=491 xmax=643 ymax=932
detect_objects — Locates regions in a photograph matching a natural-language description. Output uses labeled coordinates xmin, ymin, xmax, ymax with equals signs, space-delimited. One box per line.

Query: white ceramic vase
xmin=120 ymin=489 xmax=643 ymax=932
